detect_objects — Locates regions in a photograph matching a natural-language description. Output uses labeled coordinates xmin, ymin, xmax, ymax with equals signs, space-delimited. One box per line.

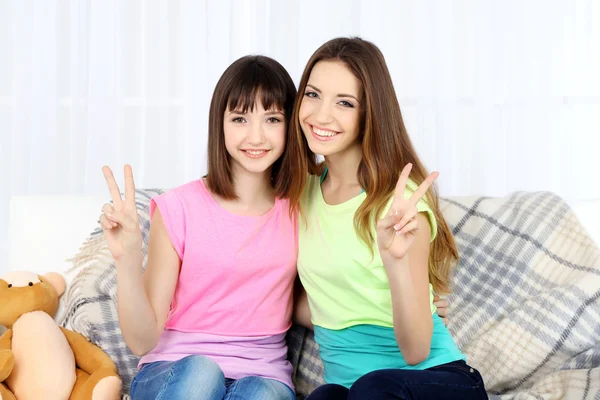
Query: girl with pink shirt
xmin=99 ymin=55 xmax=304 ymax=399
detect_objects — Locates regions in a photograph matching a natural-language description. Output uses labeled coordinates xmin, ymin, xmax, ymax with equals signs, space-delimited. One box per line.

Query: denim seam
xmin=154 ymin=364 xmax=176 ymax=400
xmin=397 ymin=380 xmax=482 ymax=389
xmin=224 ymin=379 xmax=241 ymax=400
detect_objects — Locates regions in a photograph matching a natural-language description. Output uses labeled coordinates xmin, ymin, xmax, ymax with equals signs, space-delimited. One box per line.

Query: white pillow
xmin=570 ymin=199 xmax=600 ymax=246
xmin=8 ymin=195 xmax=108 ymax=277
xmin=7 ymin=195 xmax=108 ymax=323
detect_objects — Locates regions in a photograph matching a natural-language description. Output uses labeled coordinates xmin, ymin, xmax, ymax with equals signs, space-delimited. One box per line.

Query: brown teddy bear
xmin=0 ymin=271 xmax=121 ymax=400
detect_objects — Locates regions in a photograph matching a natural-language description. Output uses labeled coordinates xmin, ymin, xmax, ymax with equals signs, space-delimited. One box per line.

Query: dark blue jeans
xmin=307 ymin=360 xmax=488 ymax=400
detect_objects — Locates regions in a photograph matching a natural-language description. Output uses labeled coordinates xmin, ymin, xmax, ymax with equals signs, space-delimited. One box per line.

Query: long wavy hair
xmin=286 ymin=37 xmax=458 ymax=294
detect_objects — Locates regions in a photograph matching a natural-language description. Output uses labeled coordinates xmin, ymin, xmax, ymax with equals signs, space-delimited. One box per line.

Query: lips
xmin=241 ymin=149 xmax=270 ymax=158
xmin=309 ymin=124 xmax=340 ymax=141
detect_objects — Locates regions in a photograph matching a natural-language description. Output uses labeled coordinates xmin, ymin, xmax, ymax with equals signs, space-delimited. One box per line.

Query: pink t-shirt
xmin=138 ymin=179 xmax=298 ymax=388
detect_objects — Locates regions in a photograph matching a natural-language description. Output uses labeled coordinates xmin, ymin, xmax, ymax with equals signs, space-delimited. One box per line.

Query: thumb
xmin=377 ymin=210 xmax=401 ymax=231
xmin=106 ymin=210 xmax=137 ymax=231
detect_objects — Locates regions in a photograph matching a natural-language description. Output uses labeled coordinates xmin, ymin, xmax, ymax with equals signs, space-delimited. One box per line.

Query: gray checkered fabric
xmin=60 ymin=189 xmax=600 ymax=399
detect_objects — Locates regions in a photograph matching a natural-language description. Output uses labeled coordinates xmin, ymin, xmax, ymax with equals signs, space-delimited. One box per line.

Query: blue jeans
xmin=130 ymin=355 xmax=295 ymax=400
xmin=307 ymin=360 xmax=488 ymax=400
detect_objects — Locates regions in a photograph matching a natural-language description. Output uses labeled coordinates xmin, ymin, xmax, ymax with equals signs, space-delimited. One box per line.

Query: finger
xmin=110 ymin=210 xmax=137 ymax=232
xmin=396 ymin=219 xmax=418 ymax=236
xmin=391 ymin=163 xmax=413 ymax=209
xmin=378 ymin=211 xmax=400 ymax=231
xmin=409 ymin=171 xmax=439 ymax=206
xmin=393 ymin=205 xmax=418 ymax=232
xmin=102 ymin=166 xmax=123 ymax=206
xmin=104 ymin=213 xmax=120 ymax=227
xmin=435 ymin=304 xmax=449 ymax=318
xmin=434 ymin=297 xmax=449 ymax=309
xmin=102 ymin=203 xmax=115 ymax=215
xmin=442 ymin=317 xmax=449 ymax=326
xmin=99 ymin=214 xmax=116 ymax=231
xmin=102 ymin=207 xmax=119 ymax=228
xmin=124 ymin=164 xmax=136 ymax=202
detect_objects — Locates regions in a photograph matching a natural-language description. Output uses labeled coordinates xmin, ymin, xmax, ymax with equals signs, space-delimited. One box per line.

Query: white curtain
xmin=1 ymin=0 xmax=599 ymax=265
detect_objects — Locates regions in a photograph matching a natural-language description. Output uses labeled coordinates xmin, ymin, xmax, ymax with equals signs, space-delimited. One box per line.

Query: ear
xmin=42 ymin=272 xmax=66 ymax=298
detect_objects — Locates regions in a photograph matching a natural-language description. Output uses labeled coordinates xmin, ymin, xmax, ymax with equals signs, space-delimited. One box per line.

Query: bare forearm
xmin=116 ymin=259 xmax=160 ymax=356
xmin=386 ymin=257 xmax=433 ymax=365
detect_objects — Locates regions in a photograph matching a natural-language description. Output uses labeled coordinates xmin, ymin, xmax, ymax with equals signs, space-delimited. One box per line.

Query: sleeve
xmin=150 ymin=190 xmax=186 ymax=259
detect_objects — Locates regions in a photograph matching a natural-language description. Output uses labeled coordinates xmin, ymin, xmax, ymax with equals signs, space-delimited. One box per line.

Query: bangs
xmin=227 ymin=62 xmax=289 ymax=114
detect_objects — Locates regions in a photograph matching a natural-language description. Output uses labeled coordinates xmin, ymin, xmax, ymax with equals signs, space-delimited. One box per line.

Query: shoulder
xmin=150 ymin=179 xmax=208 ymax=224
xmin=149 ymin=182 xmax=206 ymax=259
xmin=170 ymin=179 xmax=206 ymax=199
xmin=153 ymin=179 xmax=205 ymax=206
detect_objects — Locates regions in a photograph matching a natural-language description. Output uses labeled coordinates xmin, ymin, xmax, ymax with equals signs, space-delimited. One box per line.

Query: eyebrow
xmin=306 ymin=84 xmax=360 ymax=103
xmin=228 ymin=110 xmax=284 ymax=116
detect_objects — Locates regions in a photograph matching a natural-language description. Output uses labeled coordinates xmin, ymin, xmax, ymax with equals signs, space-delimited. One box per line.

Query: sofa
xmin=6 ymin=190 xmax=600 ymax=399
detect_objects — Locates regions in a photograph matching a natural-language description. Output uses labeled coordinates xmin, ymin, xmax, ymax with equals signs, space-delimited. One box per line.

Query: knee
xmin=176 ymin=355 xmax=224 ymax=382
xmin=165 ymin=356 xmax=225 ymax=399
xmin=176 ymin=355 xmax=220 ymax=374
xmin=349 ymin=370 xmax=402 ymax=400
xmin=233 ymin=376 xmax=294 ymax=400
xmin=308 ymin=384 xmax=349 ymax=400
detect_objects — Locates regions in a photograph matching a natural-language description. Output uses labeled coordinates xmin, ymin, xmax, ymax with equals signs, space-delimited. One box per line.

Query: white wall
xmin=1 ymin=0 xmax=599 ymax=271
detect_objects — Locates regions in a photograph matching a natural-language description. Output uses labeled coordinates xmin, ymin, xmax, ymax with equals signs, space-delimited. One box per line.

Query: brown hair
xmin=288 ymin=37 xmax=458 ymax=294
xmin=205 ymin=55 xmax=303 ymax=215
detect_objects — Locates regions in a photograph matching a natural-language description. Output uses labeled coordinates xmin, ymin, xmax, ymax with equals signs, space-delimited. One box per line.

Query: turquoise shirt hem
xmin=314 ymin=314 xmax=466 ymax=388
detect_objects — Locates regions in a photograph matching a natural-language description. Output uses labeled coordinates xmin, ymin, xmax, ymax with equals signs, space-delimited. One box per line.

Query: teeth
xmin=314 ymin=127 xmax=337 ymax=137
xmin=245 ymin=150 xmax=266 ymax=155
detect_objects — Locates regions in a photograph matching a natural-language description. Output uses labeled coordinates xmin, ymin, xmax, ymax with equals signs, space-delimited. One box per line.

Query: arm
xmin=0 ymin=330 xmax=11 ymax=350
xmin=293 ymin=278 xmax=313 ymax=330
xmin=60 ymin=327 xmax=117 ymax=373
xmin=376 ymin=163 xmax=439 ymax=365
xmin=0 ymin=329 xmax=14 ymax=382
xmin=116 ymin=208 xmax=180 ymax=356
xmin=100 ymin=165 xmax=180 ymax=356
xmin=385 ymin=213 xmax=433 ymax=365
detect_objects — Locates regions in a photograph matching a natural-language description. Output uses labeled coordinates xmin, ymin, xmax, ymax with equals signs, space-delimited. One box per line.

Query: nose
xmin=247 ymin=120 xmax=266 ymax=146
xmin=314 ymin=101 xmax=334 ymax=125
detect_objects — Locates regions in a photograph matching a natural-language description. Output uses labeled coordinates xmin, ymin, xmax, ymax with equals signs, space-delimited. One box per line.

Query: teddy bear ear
xmin=42 ymin=272 xmax=66 ymax=297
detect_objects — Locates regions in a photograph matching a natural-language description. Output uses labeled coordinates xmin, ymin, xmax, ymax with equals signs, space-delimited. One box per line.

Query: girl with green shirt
xmin=291 ymin=37 xmax=488 ymax=399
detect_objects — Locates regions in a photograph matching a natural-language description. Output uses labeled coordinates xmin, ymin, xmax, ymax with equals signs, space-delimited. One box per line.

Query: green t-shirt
xmin=298 ymin=174 xmax=465 ymax=387
xmin=298 ymin=174 xmax=438 ymax=329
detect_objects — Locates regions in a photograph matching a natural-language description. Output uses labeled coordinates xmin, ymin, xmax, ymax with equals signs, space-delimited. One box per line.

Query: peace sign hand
xmin=377 ymin=163 xmax=439 ymax=263
xmin=99 ymin=165 xmax=142 ymax=263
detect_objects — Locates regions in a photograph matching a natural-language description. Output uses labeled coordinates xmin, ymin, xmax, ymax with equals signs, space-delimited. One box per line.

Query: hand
xmin=100 ymin=165 xmax=142 ymax=263
xmin=433 ymin=295 xmax=449 ymax=326
xmin=377 ymin=163 xmax=439 ymax=263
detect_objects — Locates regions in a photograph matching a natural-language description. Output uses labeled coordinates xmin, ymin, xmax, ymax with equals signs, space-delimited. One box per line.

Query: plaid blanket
xmin=60 ymin=190 xmax=600 ymax=399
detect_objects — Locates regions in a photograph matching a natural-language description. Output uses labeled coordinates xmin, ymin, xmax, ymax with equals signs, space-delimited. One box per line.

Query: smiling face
xmin=298 ymin=60 xmax=364 ymax=157
xmin=223 ymin=99 xmax=286 ymax=177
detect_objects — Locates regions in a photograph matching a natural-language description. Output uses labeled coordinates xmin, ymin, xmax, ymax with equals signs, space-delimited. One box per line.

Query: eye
xmin=29 ymin=282 xmax=33 ymax=286
xmin=232 ymin=117 xmax=246 ymax=123
xmin=338 ymin=100 xmax=354 ymax=108
xmin=8 ymin=284 xmax=12 ymax=288
xmin=266 ymin=117 xmax=281 ymax=123
xmin=304 ymin=91 xmax=319 ymax=99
